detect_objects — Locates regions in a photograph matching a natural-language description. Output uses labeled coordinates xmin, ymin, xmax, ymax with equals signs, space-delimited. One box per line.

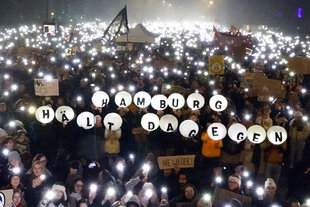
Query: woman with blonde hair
xmin=24 ymin=161 xmax=51 ymax=206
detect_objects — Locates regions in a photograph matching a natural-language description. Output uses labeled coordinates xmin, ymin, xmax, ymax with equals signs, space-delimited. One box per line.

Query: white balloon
xmin=187 ymin=93 xmax=205 ymax=110
xmin=168 ymin=93 xmax=185 ymax=109
xmin=247 ymin=125 xmax=266 ymax=144
xmin=209 ymin=95 xmax=228 ymax=112
xmin=115 ymin=91 xmax=132 ymax=107
xmin=159 ymin=114 xmax=178 ymax=132
xmin=76 ymin=112 xmax=95 ymax=129
xmin=55 ymin=106 xmax=75 ymax=123
xmin=267 ymin=126 xmax=287 ymax=145
xmin=103 ymin=113 xmax=123 ymax=131
xmin=228 ymin=123 xmax=247 ymax=142
xmin=179 ymin=120 xmax=199 ymax=138
xmin=151 ymin=95 xmax=168 ymax=110
xmin=141 ymin=113 xmax=159 ymax=131
xmin=35 ymin=106 xmax=55 ymax=124
xmin=133 ymin=91 xmax=152 ymax=108
xmin=92 ymin=91 xmax=110 ymax=107
xmin=207 ymin=123 xmax=227 ymax=141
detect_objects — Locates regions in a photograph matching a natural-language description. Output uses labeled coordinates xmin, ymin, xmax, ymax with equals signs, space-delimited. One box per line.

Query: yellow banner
xmin=209 ymin=56 xmax=225 ymax=75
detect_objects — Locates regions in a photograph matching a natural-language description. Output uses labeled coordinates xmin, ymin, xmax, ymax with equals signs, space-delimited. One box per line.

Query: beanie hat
xmin=8 ymin=151 xmax=21 ymax=164
xmin=52 ymin=184 xmax=67 ymax=201
xmin=229 ymin=175 xmax=241 ymax=187
xmin=229 ymin=198 xmax=243 ymax=207
xmin=126 ymin=195 xmax=140 ymax=207
xmin=264 ymin=178 xmax=276 ymax=189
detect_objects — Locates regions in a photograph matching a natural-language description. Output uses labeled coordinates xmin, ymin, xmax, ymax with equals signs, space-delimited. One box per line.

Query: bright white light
xmin=246 ymin=180 xmax=253 ymax=188
xmin=230 ymin=112 xmax=235 ymax=116
xmin=244 ymin=114 xmax=251 ymax=120
xmin=129 ymin=154 xmax=135 ymax=160
xmin=50 ymin=57 xmax=56 ymax=62
xmin=110 ymin=88 xmax=116 ymax=94
xmin=166 ymin=85 xmax=171 ymax=89
xmin=256 ymin=187 xmax=264 ymax=196
xmin=303 ymin=116 xmax=308 ymax=121
xmin=28 ymin=106 xmax=36 ymax=114
xmin=269 ymin=96 xmax=274 ymax=102
xmin=129 ymin=85 xmax=135 ymax=92
xmin=45 ymin=190 xmax=55 ymax=200
xmin=4 ymin=74 xmax=9 ymax=79
xmin=142 ymin=163 xmax=151 ymax=172
xmin=215 ymin=176 xmax=222 ymax=183
xmin=40 ymin=174 xmax=46 ymax=180
xmin=9 ymin=121 xmax=15 ymax=127
xmin=145 ymin=189 xmax=153 ymax=198
xmin=94 ymin=86 xmax=100 ymax=91
xmin=107 ymin=187 xmax=116 ymax=196
xmin=209 ymin=80 xmax=215 ymax=85
xmin=12 ymin=167 xmax=21 ymax=174
xmin=6 ymin=59 xmax=12 ymax=65
xmin=38 ymin=72 xmax=44 ymax=77
xmin=127 ymin=191 xmax=133 ymax=197
xmin=11 ymin=84 xmax=18 ymax=91
xmin=161 ymin=187 xmax=167 ymax=193
xmin=44 ymin=75 xmax=53 ymax=81
xmin=2 ymin=148 xmax=9 ymax=156
xmin=153 ymin=86 xmax=158 ymax=91
xmin=301 ymin=88 xmax=307 ymax=94
xmin=4 ymin=91 xmax=9 ymax=96
xmin=288 ymin=110 xmax=294 ymax=115
xmin=116 ymin=163 xmax=125 ymax=172
xmin=20 ymin=106 xmax=25 ymax=111
xmin=76 ymin=96 xmax=82 ymax=102
xmin=118 ymin=85 xmax=124 ymax=91
xmin=203 ymin=193 xmax=211 ymax=201
xmin=90 ymin=184 xmax=98 ymax=192
xmin=306 ymin=199 xmax=310 ymax=205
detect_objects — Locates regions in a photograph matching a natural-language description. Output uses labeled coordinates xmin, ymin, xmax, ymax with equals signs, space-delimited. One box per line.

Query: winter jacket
xmin=201 ymin=131 xmax=223 ymax=158
xmin=104 ymin=129 xmax=121 ymax=154
xmin=289 ymin=119 xmax=310 ymax=142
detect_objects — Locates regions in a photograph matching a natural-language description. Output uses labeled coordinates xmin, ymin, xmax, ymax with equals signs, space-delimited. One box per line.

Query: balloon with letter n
xmin=267 ymin=126 xmax=287 ymax=145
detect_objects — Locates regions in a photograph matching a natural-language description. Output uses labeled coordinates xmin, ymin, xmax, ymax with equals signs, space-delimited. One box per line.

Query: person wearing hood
xmin=14 ymin=130 xmax=30 ymax=153
xmin=289 ymin=111 xmax=309 ymax=169
xmin=1 ymin=151 xmax=26 ymax=187
xmin=38 ymin=183 xmax=68 ymax=207
xmin=126 ymin=195 xmax=141 ymax=207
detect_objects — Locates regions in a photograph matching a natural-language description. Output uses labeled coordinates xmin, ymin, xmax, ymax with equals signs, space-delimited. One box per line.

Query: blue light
xmin=297 ymin=8 xmax=302 ymax=18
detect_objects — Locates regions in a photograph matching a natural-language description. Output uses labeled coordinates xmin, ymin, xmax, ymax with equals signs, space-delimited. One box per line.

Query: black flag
xmin=103 ymin=6 xmax=129 ymax=42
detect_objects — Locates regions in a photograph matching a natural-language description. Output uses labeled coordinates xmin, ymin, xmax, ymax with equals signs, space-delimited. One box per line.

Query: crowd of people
xmin=0 ymin=21 xmax=310 ymax=207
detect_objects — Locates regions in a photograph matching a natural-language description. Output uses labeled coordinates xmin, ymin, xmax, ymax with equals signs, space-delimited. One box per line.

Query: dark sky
xmin=0 ymin=0 xmax=309 ymax=33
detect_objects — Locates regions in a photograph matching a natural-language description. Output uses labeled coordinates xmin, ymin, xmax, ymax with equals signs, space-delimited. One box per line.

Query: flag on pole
xmin=103 ymin=6 xmax=129 ymax=42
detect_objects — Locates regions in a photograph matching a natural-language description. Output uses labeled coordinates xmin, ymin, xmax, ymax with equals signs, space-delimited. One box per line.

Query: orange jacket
xmin=201 ymin=131 xmax=223 ymax=158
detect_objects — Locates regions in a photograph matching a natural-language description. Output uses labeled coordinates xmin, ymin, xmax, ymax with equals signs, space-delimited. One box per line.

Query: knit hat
xmin=52 ymin=184 xmax=67 ymax=201
xmin=126 ymin=195 xmax=140 ymax=207
xmin=229 ymin=175 xmax=241 ymax=187
xmin=264 ymin=178 xmax=276 ymax=189
xmin=8 ymin=151 xmax=21 ymax=163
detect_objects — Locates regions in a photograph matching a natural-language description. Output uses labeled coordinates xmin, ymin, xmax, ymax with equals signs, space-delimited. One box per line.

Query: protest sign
xmin=252 ymin=76 xmax=285 ymax=98
xmin=209 ymin=56 xmax=225 ymax=75
xmin=0 ymin=189 xmax=13 ymax=207
xmin=157 ymin=155 xmax=195 ymax=170
xmin=213 ymin=188 xmax=252 ymax=207
xmin=287 ymin=56 xmax=310 ymax=74
xmin=34 ymin=79 xmax=59 ymax=96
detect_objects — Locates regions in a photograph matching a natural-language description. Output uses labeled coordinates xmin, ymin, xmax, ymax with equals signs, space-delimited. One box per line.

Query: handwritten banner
xmin=157 ymin=155 xmax=195 ymax=170
xmin=34 ymin=79 xmax=59 ymax=96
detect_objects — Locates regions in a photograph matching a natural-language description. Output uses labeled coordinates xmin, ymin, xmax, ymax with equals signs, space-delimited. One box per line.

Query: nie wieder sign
xmin=157 ymin=155 xmax=195 ymax=170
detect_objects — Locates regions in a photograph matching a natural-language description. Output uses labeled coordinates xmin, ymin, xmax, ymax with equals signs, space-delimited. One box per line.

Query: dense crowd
xmin=0 ymin=22 xmax=310 ymax=207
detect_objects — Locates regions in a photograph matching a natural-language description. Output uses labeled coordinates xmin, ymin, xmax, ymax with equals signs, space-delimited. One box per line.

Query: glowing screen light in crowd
xmin=297 ymin=8 xmax=302 ymax=18
xmin=55 ymin=106 xmax=75 ymax=123
xmin=141 ymin=113 xmax=160 ymax=131
xmin=103 ymin=113 xmax=123 ymax=131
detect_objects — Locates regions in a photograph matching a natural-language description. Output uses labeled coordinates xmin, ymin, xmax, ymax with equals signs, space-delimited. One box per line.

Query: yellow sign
xmin=209 ymin=56 xmax=225 ymax=75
